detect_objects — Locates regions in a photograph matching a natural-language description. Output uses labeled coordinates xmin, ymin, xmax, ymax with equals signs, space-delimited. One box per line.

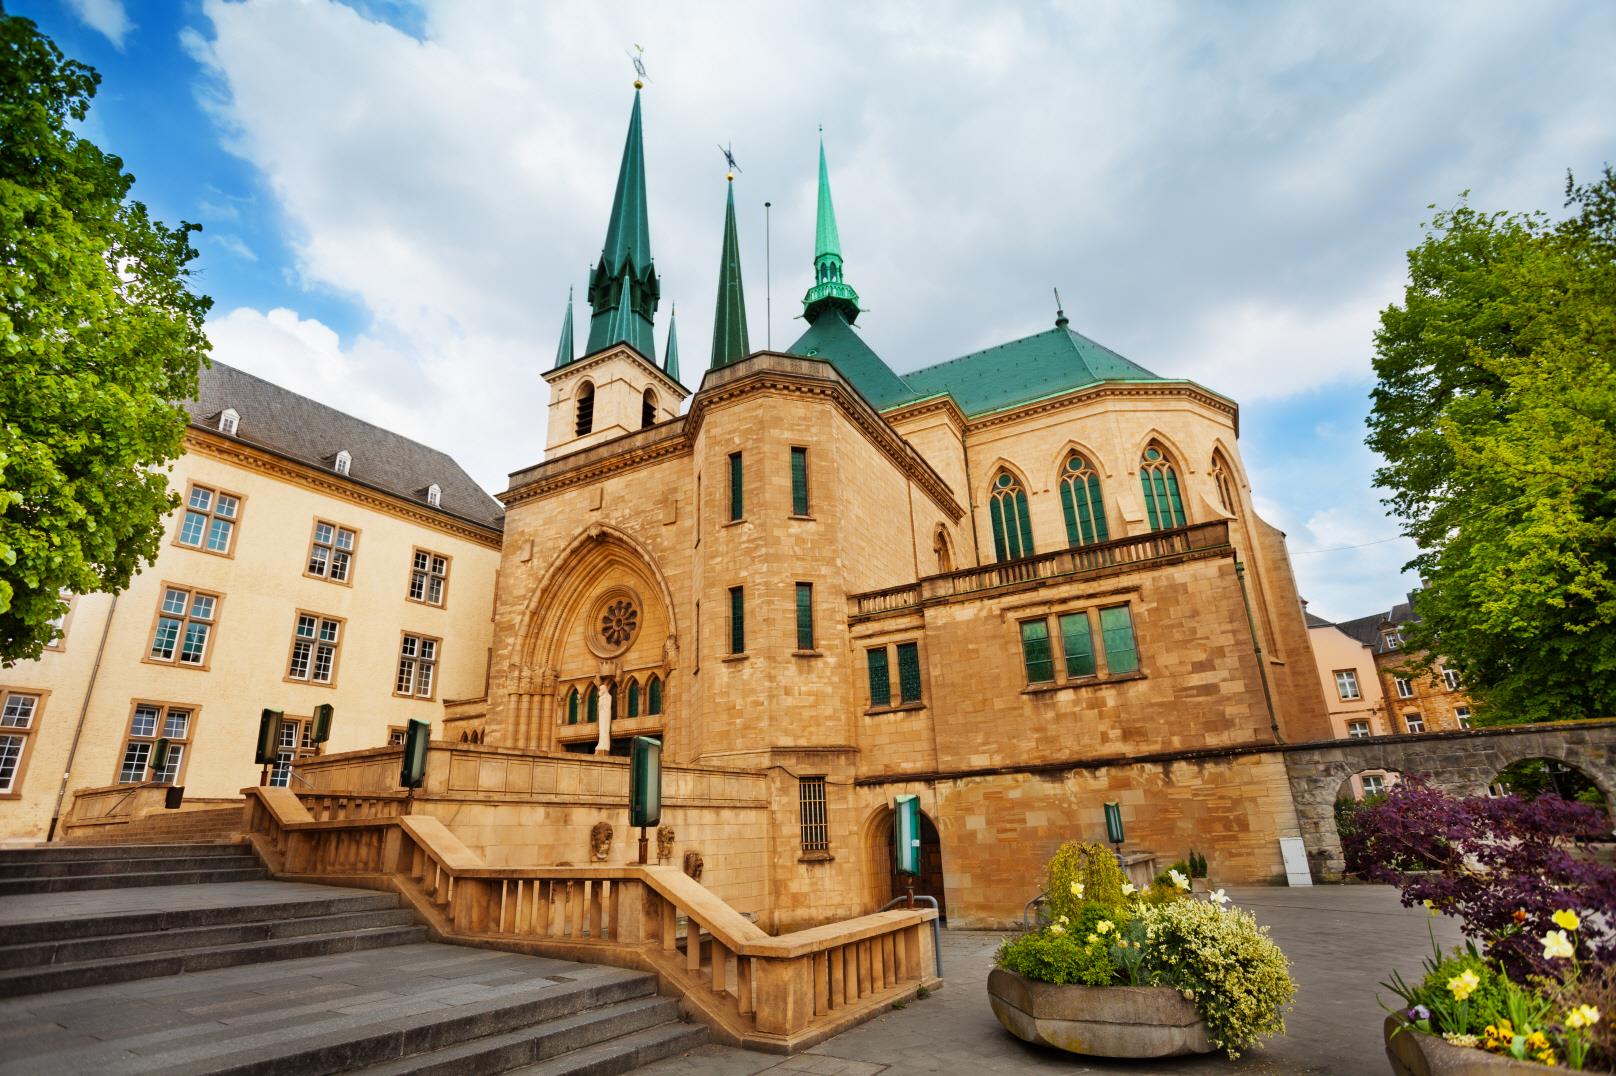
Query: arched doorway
xmin=865 ymin=805 xmax=947 ymax=922
xmin=1491 ymin=757 xmax=1611 ymax=823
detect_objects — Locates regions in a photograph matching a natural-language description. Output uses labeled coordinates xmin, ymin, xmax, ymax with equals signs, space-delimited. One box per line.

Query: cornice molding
xmin=543 ymin=342 xmax=690 ymax=400
xmin=500 ymin=429 xmax=693 ymax=508
xmin=184 ymin=430 xmax=502 ymax=550
xmin=880 ymin=393 xmax=968 ymax=434
xmin=962 ymin=381 xmax=1241 ymax=437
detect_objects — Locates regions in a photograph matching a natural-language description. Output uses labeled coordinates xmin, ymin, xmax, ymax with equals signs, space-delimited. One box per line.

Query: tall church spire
xmin=802 ymin=136 xmax=861 ymax=325
xmin=552 ymin=288 xmax=574 ymax=370
xmin=710 ymin=177 xmax=750 ymax=369
xmin=664 ymin=304 xmax=681 ymax=385
xmin=585 ymin=89 xmax=659 ymax=360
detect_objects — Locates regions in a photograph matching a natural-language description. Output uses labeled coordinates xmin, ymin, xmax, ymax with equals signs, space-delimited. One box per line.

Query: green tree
xmin=1367 ymin=168 xmax=1616 ymax=723
xmin=0 ymin=13 xmax=211 ymax=664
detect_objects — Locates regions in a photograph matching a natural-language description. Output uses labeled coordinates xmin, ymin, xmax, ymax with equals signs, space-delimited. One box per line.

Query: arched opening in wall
xmin=575 ymin=382 xmax=595 ymax=436
xmin=863 ymin=804 xmax=947 ymax=922
xmin=1210 ymin=449 xmax=1237 ymax=516
xmin=1334 ymin=769 xmax=1401 ymax=876
xmin=1490 ymin=758 xmax=1611 ymax=823
xmin=641 ymin=388 xmax=657 ymax=429
xmin=933 ymin=526 xmax=953 ymax=574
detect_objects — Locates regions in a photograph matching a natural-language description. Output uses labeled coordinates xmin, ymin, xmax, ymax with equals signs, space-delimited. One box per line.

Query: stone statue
xmin=682 ymin=850 xmax=704 ymax=881
xmin=590 ymin=821 xmax=613 ymax=861
xmin=656 ymin=824 xmax=675 ymax=862
xmin=663 ymin=634 xmax=679 ymax=671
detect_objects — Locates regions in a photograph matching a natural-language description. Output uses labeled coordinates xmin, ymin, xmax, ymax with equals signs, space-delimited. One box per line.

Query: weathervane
xmin=627 ymin=44 xmax=648 ymax=88
xmin=718 ymin=142 xmax=741 ymax=181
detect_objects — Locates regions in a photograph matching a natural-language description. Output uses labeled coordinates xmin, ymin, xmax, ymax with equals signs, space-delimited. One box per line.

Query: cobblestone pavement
xmin=639 ymin=885 xmax=1463 ymax=1076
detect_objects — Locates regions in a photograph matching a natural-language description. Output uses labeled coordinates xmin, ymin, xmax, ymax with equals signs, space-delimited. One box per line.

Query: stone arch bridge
xmin=1282 ymin=718 xmax=1616 ymax=878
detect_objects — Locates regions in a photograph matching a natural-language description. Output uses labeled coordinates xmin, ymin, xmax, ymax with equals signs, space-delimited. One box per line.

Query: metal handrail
xmin=878 ymin=894 xmax=944 ymax=977
xmin=1022 ymin=891 xmax=1048 ymax=932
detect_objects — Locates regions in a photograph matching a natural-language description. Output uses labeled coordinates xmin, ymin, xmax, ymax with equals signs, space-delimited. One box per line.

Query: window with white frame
xmin=1334 ymin=669 xmax=1361 ymax=701
xmin=395 ymin=634 xmax=439 ymax=699
xmin=408 ymin=549 xmax=450 ymax=606
xmin=287 ymin=613 xmax=342 ymax=685
xmin=1347 ymin=719 xmax=1371 ymax=740
xmin=1395 ymin=677 xmax=1414 ymax=699
xmin=426 ymin=483 xmax=442 ymax=508
xmin=118 ymin=702 xmax=192 ymax=785
xmin=1382 ymin=631 xmax=1402 ymax=651
xmin=0 ymin=691 xmax=43 ymax=795
xmin=177 ymin=482 xmax=241 ymax=555
xmin=306 ymin=521 xmax=357 ymax=583
xmin=1455 ymin=706 xmax=1471 ymax=730
xmin=147 ymin=585 xmax=219 ymax=668
xmin=1442 ymin=667 xmax=1461 ymax=691
xmin=1404 ymin=712 xmax=1425 ymax=734
xmin=269 ymin=717 xmax=317 ymax=788
xmin=334 ymin=450 xmax=351 ymax=476
xmin=1361 ymin=774 xmax=1386 ymax=798
xmin=218 ymin=408 xmax=239 ymax=435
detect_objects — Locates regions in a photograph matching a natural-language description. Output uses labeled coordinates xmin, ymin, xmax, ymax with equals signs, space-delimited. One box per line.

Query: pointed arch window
xmin=641 ymin=388 xmax=657 ymax=429
xmin=626 ymin=678 xmax=641 ymax=718
xmin=1211 ymin=450 xmax=1237 ymax=516
xmin=989 ymin=470 xmax=1034 ymax=562
xmin=1139 ymin=443 xmax=1187 ymax=531
xmin=1058 ymin=452 xmax=1109 ymax=547
xmin=647 ymin=675 xmax=663 ymax=715
xmin=566 ymin=688 xmax=580 ymax=725
xmin=576 ymin=382 xmax=595 ymax=436
xmin=586 ymin=684 xmax=599 ymax=723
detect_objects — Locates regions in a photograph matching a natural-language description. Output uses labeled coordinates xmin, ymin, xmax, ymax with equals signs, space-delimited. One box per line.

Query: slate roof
xmin=1304 ymin=611 xmax=1334 ymax=629
xmin=1331 ymin=595 xmax=1422 ymax=656
xmin=184 ymin=361 xmax=504 ymax=532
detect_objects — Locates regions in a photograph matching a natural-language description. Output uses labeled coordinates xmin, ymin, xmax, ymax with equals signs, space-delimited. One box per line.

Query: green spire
xmin=664 ymin=304 xmax=681 ymax=385
xmin=585 ymin=89 xmax=658 ymax=360
xmin=802 ymin=136 xmax=860 ymax=325
xmin=710 ymin=179 xmax=751 ymax=368
xmin=552 ymin=288 xmax=575 ymax=370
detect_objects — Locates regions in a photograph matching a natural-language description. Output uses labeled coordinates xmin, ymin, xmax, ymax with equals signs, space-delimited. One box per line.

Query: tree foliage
xmin=0 ymin=13 xmax=211 ymax=663
xmin=1367 ymin=168 xmax=1616 ymax=723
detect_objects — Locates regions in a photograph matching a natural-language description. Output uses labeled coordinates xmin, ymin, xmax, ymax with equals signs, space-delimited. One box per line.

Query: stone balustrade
xmin=242 ymin=786 xmax=939 ymax=1052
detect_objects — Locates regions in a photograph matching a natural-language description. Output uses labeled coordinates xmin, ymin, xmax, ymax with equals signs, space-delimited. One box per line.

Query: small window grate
xmin=799 ymin=776 xmax=829 ymax=852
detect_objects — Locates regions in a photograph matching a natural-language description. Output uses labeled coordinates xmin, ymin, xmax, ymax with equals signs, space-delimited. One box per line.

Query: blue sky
xmin=18 ymin=0 xmax=1616 ymax=620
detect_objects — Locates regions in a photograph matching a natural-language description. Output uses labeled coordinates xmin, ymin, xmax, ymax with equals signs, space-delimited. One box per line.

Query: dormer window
xmin=219 ymin=408 xmax=239 ymax=436
xmin=426 ymin=483 xmax=441 ymax=509
xmin=334 ymin=450 xmax=351 ymax=476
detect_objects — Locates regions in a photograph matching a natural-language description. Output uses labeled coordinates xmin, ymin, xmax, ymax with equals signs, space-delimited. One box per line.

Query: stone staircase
xmin=0 ymin=843 xmax=706 ymax=1074
xmin=60 ymin=802 xmax=245 ymax=844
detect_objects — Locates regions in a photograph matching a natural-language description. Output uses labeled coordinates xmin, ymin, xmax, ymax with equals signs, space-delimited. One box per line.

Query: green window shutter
xmin=1087 ymin=474 xmax=1109 ymax=542
xmin=896 ymin=642 xmax=922 ymax=703
xmin=791 ymin=447 xmax=809 ymax=516
xmin=627 ymin=680 xmax=640 ymax=718
xmin=586 ymin=686 xmax=599 ymax=723
xmin=648 ymin=676 xmax=662 ymax=714
xmin=728 ymin=452 xmax=743 ymax=521
xmin=729 ymin=586 xmax=745 ymax=654
xmin=1020 ymin=619 xmax=1054 ymax=683
xmin=795 ymin=582 xmax=814 ymax=650
xmin=866 ymin=648 xmax=891 ymax=707
xmin=567 ymin=689 xmax=579 ymax=724
xmin=1059 ymin=612 xmax=1096 ymax=677
xmin=1100 ymin=606 xmax=1139 ymax=675
xmin=1014 ymin=489 xmax=1034 ymax=557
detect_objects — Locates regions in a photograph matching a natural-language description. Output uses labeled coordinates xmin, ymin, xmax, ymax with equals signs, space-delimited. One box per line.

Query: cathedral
xmin=463 ymin=86 xmax=1332 ymax=929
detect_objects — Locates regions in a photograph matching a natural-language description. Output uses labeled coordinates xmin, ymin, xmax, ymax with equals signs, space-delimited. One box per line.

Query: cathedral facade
xmin=473 ymin=89 xmax=1332 ymax=928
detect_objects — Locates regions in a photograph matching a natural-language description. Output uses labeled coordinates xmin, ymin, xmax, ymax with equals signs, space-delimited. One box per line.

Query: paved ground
xmin=640 ymin=885 xmax=1463 ymax=1076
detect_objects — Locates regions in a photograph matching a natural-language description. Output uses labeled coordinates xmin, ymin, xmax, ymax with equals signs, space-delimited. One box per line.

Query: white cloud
xmin=208 ymin=233 xmax=257 ymax=262
xmin=65 ymin=0 xmax=131 ymax=48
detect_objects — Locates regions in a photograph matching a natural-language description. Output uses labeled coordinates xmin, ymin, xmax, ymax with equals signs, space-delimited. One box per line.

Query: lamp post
xmin=1104 ymin=801 xmax=1125 ymax=866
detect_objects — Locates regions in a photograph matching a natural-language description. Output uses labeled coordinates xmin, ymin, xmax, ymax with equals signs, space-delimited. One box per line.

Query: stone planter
xmin=988 ymin=967 xmax=1212 ymax=1058
xmin=1383 ymin=1014 xmax=1542 ymax=1074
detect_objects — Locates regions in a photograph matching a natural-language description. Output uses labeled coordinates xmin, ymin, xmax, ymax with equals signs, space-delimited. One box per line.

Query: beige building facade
xmin=0 ymin=363 xmax=502 ymax=843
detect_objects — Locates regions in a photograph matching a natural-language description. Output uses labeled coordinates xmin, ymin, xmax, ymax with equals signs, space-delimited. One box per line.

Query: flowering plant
xmin=997 ymin=841 xmax=1295 ymax=1059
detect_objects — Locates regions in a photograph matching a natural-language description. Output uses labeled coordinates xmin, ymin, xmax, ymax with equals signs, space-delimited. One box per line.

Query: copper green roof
xmin=663 ymin=305 xmax=681 ymax=385
xmin=801 ymin=139 xmax=861 ymax=325
xmin=585 ymin=89 xmax=659 ymax=360
xmin=709 ymin=180 xmax=750 ymax=369
xmin=901 ymin=324 xmax=1168 ymax=416
xmin=786 ymin=308 xmax=914 ymax=410
xmin=551 ymin=289 xmax=574 ymax=370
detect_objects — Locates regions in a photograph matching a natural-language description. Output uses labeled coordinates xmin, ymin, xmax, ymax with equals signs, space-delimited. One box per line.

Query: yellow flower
xmin=1048 ymin=923 xmax=1066 ymax=936
xmin=1069 ymin=880 xmax=1084 ymax=898
xmin=1096 ymin=920 xmax=1114 ymax=934
xmin=1566 ymin=1004 xmax=1601 ymax=1030
xmin=1057 ymin=914 xmax=1070 ymax=925
xmin=1423 ymin=899 xmax=1440 ymax=918
xmin=1552 ymin=909 xmax=1581 ymax=932
xmin=1541 ymin=930 xmax=1575 ymax=960
xmin=1121 ymin=881 xmax=1137 ymax=897
xmin=1528 ymin=1031 xmax=1550 ymax=1050
xmin=1085 ymin=933 xmax=1099 ymax=944
xmin=1448 ymin=969 xmax=1480 ymax=1001
xmin=1168 ymin=869 xmax=1190 ymax=891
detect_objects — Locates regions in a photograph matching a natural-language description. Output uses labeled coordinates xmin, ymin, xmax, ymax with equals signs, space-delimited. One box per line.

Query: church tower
xmin=543 ymin=86 xmax=687 ymax=456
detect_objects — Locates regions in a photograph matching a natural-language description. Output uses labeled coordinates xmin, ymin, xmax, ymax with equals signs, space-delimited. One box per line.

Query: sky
xmin=19 ymin=0 xmax=1616 ymax=621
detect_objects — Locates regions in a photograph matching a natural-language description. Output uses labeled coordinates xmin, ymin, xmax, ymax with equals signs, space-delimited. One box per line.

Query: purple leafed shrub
xmin=1344 ymin=778 xmax=1615 ymax=977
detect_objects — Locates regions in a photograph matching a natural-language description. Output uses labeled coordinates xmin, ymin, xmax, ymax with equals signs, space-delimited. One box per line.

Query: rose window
xmin=600 ymin=599 xmax=639 ymax=649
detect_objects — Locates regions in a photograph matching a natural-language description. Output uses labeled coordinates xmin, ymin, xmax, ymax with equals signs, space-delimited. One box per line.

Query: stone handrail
xmin=296 ymin=790 xmax=410 ymax=821
xmin=242 ymin=787 xmax=938 ymax=1052
xmin=849 ymin=521 xmax=1232 ymax=618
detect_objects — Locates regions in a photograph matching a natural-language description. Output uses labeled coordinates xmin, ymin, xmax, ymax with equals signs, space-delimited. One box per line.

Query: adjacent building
xmin=0 ymin=363 xmax=502 ymax=842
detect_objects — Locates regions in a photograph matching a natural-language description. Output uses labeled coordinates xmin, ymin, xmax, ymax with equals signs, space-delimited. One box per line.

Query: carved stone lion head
xmin=590 ymin=821 xmax=613 ymax=861
xmin=682 ymin=850 xmax=704 ymax=881
xmin=656 ymin=824 xmax=675 ymax=861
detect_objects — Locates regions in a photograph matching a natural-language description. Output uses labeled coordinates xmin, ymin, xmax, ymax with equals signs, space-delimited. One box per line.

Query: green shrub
xmin=1045 ymin=840 xmax=1127 ymax=923
xmin=1139 ymin=898 xmax=1296 ymax=1058
xmin=997 ymin=928 xmax=1114 ymax=986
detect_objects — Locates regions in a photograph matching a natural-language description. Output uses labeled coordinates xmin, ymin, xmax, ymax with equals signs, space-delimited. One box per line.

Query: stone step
xmin=0 ymin=853 xmax=262 ymax=879
xmin=343 ymin=995 xmax=688 ymax=1076
xmin=0 ymin=923 xmax=429 ymax=997
xmin=0 ymin=888 xmax=402 ymax=946
xmin=504 ymin=1022 xmax=710 ymax=1076
xmin=0 ymin=841 xmax=247 ymax=863
xmin=0 ymin=907 xmax=421 ymax=968
xmin=0 ymin=865 xmax=268 ymax=896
